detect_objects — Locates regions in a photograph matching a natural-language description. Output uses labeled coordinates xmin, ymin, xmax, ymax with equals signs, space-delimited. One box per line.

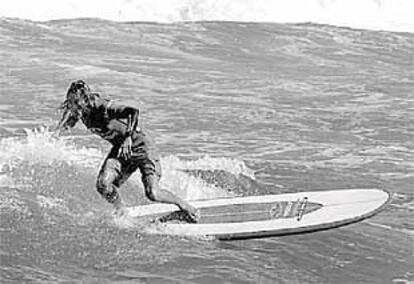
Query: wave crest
xmin=1 ymin=0 xmax=413 ymax=32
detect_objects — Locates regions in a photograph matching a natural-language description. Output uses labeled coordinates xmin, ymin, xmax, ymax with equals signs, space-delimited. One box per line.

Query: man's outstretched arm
xmin=55 ymin=109 xmax=79 ymax=136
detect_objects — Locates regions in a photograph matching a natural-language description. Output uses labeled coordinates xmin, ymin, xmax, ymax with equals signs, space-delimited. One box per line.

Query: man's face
xmin=59 ymin=92 xmax=84 ymax=129
xmin=65 ymin=89 xmax=88 ymax=114
xmin=66 ymin=98 xmax=82 ymax=114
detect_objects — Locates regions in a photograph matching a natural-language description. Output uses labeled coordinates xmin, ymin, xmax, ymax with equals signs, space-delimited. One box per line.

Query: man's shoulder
xmin=92 ymin=96 xmax=111 ymax=109
xmin=106 ymin=100 xmax=140 ymax=113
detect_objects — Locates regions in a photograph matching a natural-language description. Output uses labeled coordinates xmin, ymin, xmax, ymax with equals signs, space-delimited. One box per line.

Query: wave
xmin=0 ymin=128 xmax=259 ymax=242
xmin=1 ymin=0 xmax=413 ymax=32
xmin=0 ymin=127 xmax=103 ymax=170
xmin=0 ymin=128 xmax=255 ymax=218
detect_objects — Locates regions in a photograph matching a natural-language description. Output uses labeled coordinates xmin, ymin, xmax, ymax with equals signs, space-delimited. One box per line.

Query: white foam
xmin=0 ymin=127 xmax=103 ymax=171
xmin=0 ymin=128 xmax=250 ymax=202
xmin=37 ymin=195 xmax=66 ymax=209
xmin=0 ymin=190 xmax=30 ymax=215
xmin=158 ymin=155 xmax=255 ymax=200
xmin=162 ymin=154 xmax=255 ymax=179
xmin=1 ymin=0 xmax=413 ymax=32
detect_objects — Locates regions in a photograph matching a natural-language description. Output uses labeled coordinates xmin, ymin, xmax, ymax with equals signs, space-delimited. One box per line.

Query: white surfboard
xmin=128 ymin=188 xmax=390 ymax=240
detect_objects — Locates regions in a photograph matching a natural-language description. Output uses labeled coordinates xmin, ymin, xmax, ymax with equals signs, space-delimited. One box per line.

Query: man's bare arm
xmin=107 ymin=103 xmax=139 ymax=159
xmin=55 ymin=109 xmax=79 ymax=136
xmin=107 ymin=103 xmax=139 ymax=135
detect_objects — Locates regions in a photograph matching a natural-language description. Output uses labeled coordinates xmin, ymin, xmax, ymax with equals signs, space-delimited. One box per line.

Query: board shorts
xmin=96 ymin=132 xmax=161 ymax=203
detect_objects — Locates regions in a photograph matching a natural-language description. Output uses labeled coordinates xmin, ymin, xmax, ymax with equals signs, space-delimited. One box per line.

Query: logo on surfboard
xmin=269 ymin=197 xmax=309 ymax=221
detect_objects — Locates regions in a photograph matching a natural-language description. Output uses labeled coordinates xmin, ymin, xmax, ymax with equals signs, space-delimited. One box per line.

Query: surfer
xmin=55 ymin=80 xmax=199 ymax=221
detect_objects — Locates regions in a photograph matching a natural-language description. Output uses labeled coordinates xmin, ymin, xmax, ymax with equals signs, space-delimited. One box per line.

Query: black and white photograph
xmin=1 ymin=0 xmax=413 ymax=283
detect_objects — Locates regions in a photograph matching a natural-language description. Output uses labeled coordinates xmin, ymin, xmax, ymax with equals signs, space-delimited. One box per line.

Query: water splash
xmin=162 ymin=155 xmax=255 ymax=179
xmin=0 ymin=127 xmax=257 ymax=217
xmin=0 ymin=127 xmax=257 ymax=242
xmin=160 ymin=155 xmax=255 ymax=200
xmin=0 ymin=127 xmax=103 ymax=171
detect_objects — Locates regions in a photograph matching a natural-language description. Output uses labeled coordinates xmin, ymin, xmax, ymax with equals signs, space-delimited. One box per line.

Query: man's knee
xmin=96 ymin=174 xmax=118 ymax=203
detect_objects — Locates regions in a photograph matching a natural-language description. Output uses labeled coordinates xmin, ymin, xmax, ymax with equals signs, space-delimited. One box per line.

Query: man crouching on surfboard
xmin=55 ymin=80 xmax=199 ymax=221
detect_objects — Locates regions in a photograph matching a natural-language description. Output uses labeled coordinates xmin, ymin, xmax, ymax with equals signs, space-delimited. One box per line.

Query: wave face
xmin=1 ymin=18 xmax=413 ymax=283
xmin=1 ymin=0 xmax=414 ymax=32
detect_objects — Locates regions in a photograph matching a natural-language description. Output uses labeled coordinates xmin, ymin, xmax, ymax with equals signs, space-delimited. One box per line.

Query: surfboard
xmin=128 ymin=188 xmax=390 ymax=240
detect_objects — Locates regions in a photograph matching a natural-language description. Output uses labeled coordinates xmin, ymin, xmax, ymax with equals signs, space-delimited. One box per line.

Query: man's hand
xmin=118 ymin=136 xmax=132 ymax=160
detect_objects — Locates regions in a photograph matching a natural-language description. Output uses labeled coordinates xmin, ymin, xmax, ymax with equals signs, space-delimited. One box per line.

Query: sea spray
xmin=162 ymin=154 xmax=255 ymax=179
xmin=0 ymin=128 xmax=256 ymax=211
xmin=0 ymin=127 xmax=259 ymax=240
xmin=0 ymin=127 xmax=103 ymax=171
xmin=160 ymin=155 xmax=255 ymax=200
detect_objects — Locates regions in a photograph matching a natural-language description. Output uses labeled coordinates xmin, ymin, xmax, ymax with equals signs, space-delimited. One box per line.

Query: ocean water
xmin=1 ymin=0 xmax=414 ymax=32
xmin=1 ymin=17 xmax=413 ymax=283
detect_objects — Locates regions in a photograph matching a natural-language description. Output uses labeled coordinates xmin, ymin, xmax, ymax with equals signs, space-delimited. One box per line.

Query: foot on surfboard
xmin=181 ymin=204 xmax=200 ymax=223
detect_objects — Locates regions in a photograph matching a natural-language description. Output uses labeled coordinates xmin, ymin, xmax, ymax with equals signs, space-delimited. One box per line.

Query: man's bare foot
xmin=180 ymin=203 xmax=200 ymax=223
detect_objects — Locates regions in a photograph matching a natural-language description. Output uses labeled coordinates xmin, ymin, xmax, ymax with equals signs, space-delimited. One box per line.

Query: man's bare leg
xmin=96 ymin=162 xmax=130 ymax=217
xmin=144 ymin=176 xmax=199 ymax=221
xmin=155 ymin=188 xmax=199 ymax=221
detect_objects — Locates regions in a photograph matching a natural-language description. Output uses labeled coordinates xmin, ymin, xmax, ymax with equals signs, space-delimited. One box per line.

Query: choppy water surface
xmin=1 ymin=18 xmax=413 ymax=283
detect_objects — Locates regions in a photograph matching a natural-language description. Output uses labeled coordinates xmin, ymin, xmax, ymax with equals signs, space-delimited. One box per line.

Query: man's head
xmin=63 ymin=80 xmax=91 ymax=110
xmin=58 ymin=80 xmax=91 ymax=130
